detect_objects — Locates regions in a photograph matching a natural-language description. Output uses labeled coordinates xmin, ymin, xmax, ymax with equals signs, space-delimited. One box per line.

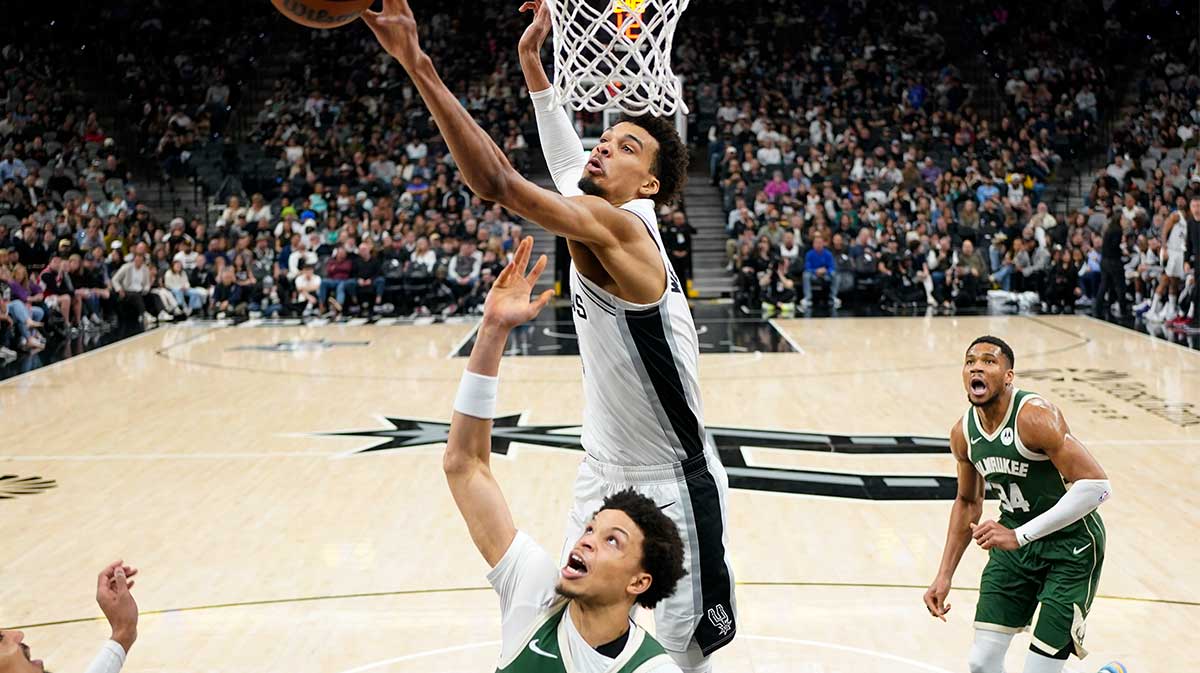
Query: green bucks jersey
xmin=496 ymin=598 xmax=673 ymax=673
xmin=964 ymin=389 xmax=1101 ymax=540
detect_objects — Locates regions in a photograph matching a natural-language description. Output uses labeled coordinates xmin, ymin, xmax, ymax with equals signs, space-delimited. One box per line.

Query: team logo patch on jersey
xmin=707 ymin=604 xmax=733 ymax=636
xmin=313 ymin=416 xmax=990 ymax=501
xmin=1000 ymin=427 xmax=1014 ymax=446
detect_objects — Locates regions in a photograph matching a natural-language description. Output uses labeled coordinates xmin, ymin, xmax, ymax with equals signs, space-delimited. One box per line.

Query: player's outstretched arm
xmin=518 ymin=0 xmax=589 ymax=197
xmin=924 ymin=419 xmax=983 ymax=622
xmin=363 ymin=0 xmax=638 ymax=247
xmin=444 ymin=238 xmax=555 ymax=567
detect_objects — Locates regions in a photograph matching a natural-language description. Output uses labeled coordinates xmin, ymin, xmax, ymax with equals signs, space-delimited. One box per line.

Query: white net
xmin=548 ymin=0 xmax=690 ymax=117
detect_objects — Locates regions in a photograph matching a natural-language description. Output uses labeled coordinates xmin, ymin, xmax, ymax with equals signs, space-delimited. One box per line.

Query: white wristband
xmin=454 ymin=370 xmax=498 ymax=419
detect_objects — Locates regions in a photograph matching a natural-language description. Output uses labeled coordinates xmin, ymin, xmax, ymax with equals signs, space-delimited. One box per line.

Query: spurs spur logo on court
xmin=228 ymin=339 xmax=371 ymax=353
xmin=1021 ymin=367 xmax=1200 ymax=427
xmin=706 ymin=604 xmax=733 ymax=636
xmin=316 ymin=417 xmax=978 ymax=501
xmin=0 ymin=475 xmax=57 ymax=500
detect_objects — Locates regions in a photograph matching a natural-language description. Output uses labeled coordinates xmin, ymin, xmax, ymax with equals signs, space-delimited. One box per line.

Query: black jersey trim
xmin=623 ymin=306 xmax=705 ymax=460
xmin=575 ymin=276 xmax=618 ymax=315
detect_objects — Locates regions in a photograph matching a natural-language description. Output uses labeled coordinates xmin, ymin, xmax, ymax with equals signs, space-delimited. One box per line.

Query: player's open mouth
xmin=562 ymin=551 xmax=589 ymax=579
xmin=586 ymin=157 xmax=604 ymax=175
xmin=970 ymin=377 xmax=987 ymax=394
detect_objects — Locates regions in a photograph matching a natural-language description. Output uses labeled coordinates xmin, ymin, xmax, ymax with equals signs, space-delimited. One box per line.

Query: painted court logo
xmin=707 ymin=605 xmax=733 ymax=636
xmin=314 ymin=416 xmax=981 ymax=501
xmin=0 ymin=475 xmax=57 ymax=500
xmin=1021 ymin=367 xmax=1200 ymax=427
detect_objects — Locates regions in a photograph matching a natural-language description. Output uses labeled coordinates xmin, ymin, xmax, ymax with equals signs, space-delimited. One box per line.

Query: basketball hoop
xmin=547 ymin=0 xmax=689 ymax=117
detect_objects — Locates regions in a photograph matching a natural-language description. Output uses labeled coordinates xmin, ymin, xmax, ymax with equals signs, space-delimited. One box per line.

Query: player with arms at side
xmin=445 ymin=236 xmax=685 ymax=673
xmin=924 ymin=336 xmax=1112 ymax=673
xmin=363 ymin=3 xmax=736 ymax=671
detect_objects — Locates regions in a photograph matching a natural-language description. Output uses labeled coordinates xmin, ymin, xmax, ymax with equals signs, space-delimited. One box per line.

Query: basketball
xmin=270 ymin=0 xmax=374 ymax=28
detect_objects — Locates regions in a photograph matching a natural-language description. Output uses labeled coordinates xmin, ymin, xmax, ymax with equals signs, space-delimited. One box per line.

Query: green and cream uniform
xmin=496 ymin=599 xmax=673 ymax=673
xmin=964 ymin=389 xmax=1106 ymax=657
xmin=487 ymin=531 xmax=679 ymax=673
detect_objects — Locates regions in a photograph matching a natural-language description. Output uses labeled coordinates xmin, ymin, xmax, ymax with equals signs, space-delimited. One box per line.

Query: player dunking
xmin=445 ymin=237 xmax=686 ymax=673
xmin=924 ymin=336 xmax=1112 ymax=673
xmin=518 ymin=3 xmax=734 ymax=670
xmin=363 ymin=2 xmax=735 ymax=671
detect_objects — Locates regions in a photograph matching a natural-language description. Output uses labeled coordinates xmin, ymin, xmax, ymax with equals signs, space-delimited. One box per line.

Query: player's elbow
xmin=468 ymin=168 xmax=513 ymax=204
xmin=956 ymin=493 xmax=984 ymax=518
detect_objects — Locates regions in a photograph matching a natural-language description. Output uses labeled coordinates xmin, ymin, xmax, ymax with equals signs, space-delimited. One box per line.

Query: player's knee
xmin=968 ymin=648 xmax=1000 ymax=673
xmin=968 ymin=629 xmax=1013 ymax=673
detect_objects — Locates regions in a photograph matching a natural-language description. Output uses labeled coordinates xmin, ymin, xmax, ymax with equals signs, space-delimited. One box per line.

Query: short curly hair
xmin=595 ymin=487 xmax=687 ymax=609
xmin=619 ymin=113 xmax=689 ymax=208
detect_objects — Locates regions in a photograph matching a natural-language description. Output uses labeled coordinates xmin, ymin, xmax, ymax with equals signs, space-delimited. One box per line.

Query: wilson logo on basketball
xmin=0 ymin=474 xmax=58 ymax=500
xmin=271 ymin=0 xmax=373 ymax=28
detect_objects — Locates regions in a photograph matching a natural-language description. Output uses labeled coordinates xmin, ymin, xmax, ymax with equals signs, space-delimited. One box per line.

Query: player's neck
xmin=976 ymin=386 xmax=1014 ymax=434
xmin=566 ymin=599 xmax=633 ymax=649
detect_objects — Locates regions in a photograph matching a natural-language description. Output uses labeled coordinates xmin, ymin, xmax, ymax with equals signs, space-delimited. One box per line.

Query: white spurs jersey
xmin=569 ymin=198 xmax=708 ymax=466
xmin=1169 ymin=211 xmax=1188 ymax=252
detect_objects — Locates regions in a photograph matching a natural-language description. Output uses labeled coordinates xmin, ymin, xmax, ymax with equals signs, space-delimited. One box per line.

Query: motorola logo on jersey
xmin=315 ymin=416 xmax=974 ymax=501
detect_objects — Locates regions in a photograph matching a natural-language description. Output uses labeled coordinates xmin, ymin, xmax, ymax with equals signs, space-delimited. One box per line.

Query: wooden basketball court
xmin=2 ymin=315 xmax=1195 ymax=672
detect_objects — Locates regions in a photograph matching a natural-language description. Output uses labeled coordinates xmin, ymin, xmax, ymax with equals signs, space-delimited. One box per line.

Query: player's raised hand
xmin=362 ymin=0 xmax=423 ymax=69
xmin=971 ymin=520 xmax=1018 ymax=551
xmin=518 ymin=0 xmax=552 ymax=54
xmin=483 ymin=236 xmax=555 ymax=330
xmin=96 ymin=560 xmax=139 ymax=653
xmin=923 ymin=576 xmax=951 ymax=621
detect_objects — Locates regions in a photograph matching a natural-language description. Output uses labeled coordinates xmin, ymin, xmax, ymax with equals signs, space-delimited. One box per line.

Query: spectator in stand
xmin=165 ymin=259 xmax=204 ymax=316
xmin=294 ymin=262 xmax=322 ymax=317
xmin=67 ymin=254 xmax=104 ymax=330
xmin=111 ymin=252 xmax=154 ymax=326
xmin=319 ymin=247 xmax=356 ymax=317
xmin=0 ymin=265 xmax=44 ymax=352
xmin=801 ymin=234 xmax=840 ymax=311
xmin=354 ymin=242 xmax=386 ymax=314
xmin=39 ymin=255 xmax=76 ymax=334
xmin=188 ymin=256 xmax=217 ymax=316
xmin=1012 ymin=237 xmax=1050 ymax=294
xmin=952 ymin=239 xmax=987 ymax=306
xmin=663 ymin=210 xmax=695 ymax=293
xmin=212 ymin=268 xmax=247 ymax=319
xmin=447 ymin=240 xmax=482 ymax=312
xmin=760 ymin=257 xmax=797 ymax=316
